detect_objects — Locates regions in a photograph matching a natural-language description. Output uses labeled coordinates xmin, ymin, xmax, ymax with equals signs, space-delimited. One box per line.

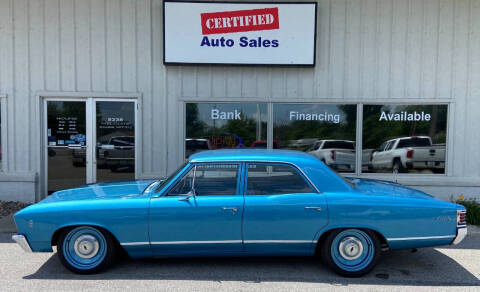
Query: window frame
xmin=164 ymin=162 xmax=243 ymax=197
xmin=245 ymin=162 xmax=318 ymax=196
xmin=182 ymin=101 xmax=451 ymax=179
xmin=361 ymin=103 xmax=449 ymax=176
xmin=0 ymin=94 xmax=6 ymax=172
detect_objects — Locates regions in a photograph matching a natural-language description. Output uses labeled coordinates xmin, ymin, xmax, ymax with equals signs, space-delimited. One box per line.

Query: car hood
xmin=347 ymin=178 xmax=435 ymax=200
xmin=39 ymin=179 xmax=157 ymax=203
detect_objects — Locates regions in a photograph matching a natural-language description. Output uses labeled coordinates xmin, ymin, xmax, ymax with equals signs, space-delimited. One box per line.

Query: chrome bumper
xmin=12 ymin=234 xmax=33 ymax=252
xmin=452 ymin=227 xmax=467 ymax=245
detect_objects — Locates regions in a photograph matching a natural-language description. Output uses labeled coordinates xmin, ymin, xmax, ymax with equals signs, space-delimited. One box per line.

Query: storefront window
xmin=0 ymin=103 xmax=2 ymax=170
xmin=362 ymin=104 xmax=448 ymax=174
xmin=273 ymin=104 xmax=357 ymax=173
xmin=185 ymin=103 xmax=267 ymax=158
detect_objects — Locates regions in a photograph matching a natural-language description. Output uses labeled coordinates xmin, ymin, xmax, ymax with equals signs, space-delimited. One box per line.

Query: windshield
xmin=154 ymin=162 xmax=188 ymax=193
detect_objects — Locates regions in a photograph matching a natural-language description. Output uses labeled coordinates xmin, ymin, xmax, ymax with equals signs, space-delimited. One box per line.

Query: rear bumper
xmin=12 ymin=234 xmax=33 ymax=252
xmin=406 ymin=161 xmax=445 ymax=170
xmin=452 ymin=227 xmax=467 ymax=245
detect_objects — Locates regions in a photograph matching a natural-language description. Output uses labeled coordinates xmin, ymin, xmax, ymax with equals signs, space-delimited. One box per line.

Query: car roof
xmin=318 ymin=139 xmax=354 ymax=143
xmin=189 ymin=149 xmax=320 ymax=164
xmin=386 ymin=136 xmax=431 ymax=143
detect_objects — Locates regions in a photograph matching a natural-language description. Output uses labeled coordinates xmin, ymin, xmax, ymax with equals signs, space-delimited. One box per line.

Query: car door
xmin=383 ymin=140 xmax=396 ymax=169
xmin=374 ymin=141 xmax=391 ymax=169
xmin=243 ymin=163 xmax=328 ymax=256
xmin=149 ymin=163 xmax=244 ymax=256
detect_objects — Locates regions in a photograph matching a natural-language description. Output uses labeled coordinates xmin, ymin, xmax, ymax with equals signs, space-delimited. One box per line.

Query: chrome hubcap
xmin=74 ymin=235 xmax=100 ymax=259
xmin=338 ymin=236 xmax=363 ymax=260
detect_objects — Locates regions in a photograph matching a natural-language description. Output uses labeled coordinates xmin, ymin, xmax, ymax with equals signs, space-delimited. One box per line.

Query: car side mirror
xmin=178 ymin=189 xmax=196 ymax=202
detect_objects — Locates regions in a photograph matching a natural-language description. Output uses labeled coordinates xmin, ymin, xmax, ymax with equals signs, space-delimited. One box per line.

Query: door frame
xmin=39 ymin=92 xmax=141 ymax=198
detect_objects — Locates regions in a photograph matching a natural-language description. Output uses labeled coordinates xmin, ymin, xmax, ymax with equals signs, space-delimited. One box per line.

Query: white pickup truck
xmin=370 ymin=136 xmax=445 ymax=173
xmin=308 ymin=140 xmax=355 ymax=172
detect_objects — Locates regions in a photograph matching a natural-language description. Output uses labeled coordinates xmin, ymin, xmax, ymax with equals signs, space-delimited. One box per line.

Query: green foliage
xmin=456 ymin=200 xmax=480 ymax=226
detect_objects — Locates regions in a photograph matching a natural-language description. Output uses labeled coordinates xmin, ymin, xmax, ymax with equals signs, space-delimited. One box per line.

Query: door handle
xmin=221 ymin=207 xmax=238 ymax=216
xmin=305 ymin=206 xmax=322 ymax=211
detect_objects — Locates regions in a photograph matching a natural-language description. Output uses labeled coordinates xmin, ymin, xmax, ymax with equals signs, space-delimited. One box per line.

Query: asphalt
xmin=0 ymin=229 xmax=479 ymax=291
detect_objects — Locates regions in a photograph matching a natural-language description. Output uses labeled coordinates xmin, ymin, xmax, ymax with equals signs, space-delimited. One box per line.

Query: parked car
xmin=12 ymin=149 xmax=466 ymax=276
xmin=97 ymin=136 xmax=135 ymax=172
xmin=71 ymin=145 xmax=86 ymax=167
xmin=251 ymin=140 xmax=279 ymax=149
xmin=287 ymin=138 xmax=317 ymax=151
xmin=185 ymin=138 xmax=211 ymax=158
xmin=371 ymin=136 xmax=445 ymax=173
xmin=308 ymin=140 xmax=355 ymax=172
xmin=362 ymin=148 xmax=376 ymax=172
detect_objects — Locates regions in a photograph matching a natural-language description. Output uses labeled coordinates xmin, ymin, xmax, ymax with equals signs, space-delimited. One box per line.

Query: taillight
xmin=457 ymin=210 xmax=467 ymax=227
xmin=331 ymin=150 xmax=336 ymax=160
xmin=406 ymin=149 xmax=414 ymax=158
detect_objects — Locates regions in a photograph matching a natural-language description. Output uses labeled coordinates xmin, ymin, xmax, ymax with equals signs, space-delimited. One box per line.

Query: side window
xmin=247 ymin=164 xmax=315 ymax=195
xmin=168 ymin=167 xmax=195 ymax=196
xmin=168 ymin=164 xmax=239 ymax=196
xmin=385 ymin=141 xmax=395 ymax=151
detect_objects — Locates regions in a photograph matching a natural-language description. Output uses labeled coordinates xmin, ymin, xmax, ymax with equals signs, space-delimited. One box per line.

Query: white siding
xmin=0 ymin=0 xmax=479 ymax=201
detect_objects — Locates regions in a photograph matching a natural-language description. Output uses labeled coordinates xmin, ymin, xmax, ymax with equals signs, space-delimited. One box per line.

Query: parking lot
xmin=0 ymin=229 xmax=479 ymax=292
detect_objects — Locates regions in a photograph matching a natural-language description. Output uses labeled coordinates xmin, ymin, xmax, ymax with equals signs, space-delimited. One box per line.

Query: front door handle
xmin=221 ymin=207 xmax=238 ymax=216
xmin=305 ymin=206 xmax=322 ymax=211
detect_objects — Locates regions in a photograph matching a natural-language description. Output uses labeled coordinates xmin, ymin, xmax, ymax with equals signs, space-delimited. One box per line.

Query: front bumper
xmin=12 ymin=234 xmax=33 ymax=252
xmin=452 ymin=227 xmax=467 ymax=245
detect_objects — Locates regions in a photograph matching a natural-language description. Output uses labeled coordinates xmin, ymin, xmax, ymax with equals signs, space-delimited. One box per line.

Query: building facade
xmin=0 ymin=0 xmax=479 ymax=202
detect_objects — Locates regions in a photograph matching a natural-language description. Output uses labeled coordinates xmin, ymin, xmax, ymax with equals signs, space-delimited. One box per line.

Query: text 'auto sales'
xmin=200 ymin=7 xmax=280 ymax=48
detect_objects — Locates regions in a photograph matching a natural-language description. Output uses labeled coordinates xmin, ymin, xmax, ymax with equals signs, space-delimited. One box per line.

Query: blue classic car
xmin=13 ymin=149 xmax=467 ymax=276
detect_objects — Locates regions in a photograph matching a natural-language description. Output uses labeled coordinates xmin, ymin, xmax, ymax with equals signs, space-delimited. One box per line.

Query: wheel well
xmin=315 ymin=228 xmax=389 ymax=254
xmin=51 ymin=225 xmax=125 ymax=253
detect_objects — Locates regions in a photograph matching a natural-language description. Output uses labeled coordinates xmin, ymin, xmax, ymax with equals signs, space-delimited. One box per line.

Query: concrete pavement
xmin=0 ymin=231 xmax=479 ymax=291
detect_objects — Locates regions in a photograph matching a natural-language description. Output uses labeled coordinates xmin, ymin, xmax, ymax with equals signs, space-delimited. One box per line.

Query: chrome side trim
xmin=452 ymin=227 xmax=467 ymax=245
xmin=244 ymin=240 xmax=313 ymax=244
xmin=120 ymin=241 xmax=150 ymax=246
xmin=387 ymin=235 xmax=455 ymax=241
xmin=12 ymin=234 xmax=33 ymax=253
xmin=121 ymin=240 xmax=313 ymax=246
xmin=150 ymin=240 xmax=243 ymax=245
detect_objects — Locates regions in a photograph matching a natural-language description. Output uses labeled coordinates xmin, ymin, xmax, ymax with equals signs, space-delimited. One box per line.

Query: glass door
xmin=45 ymin=98 xmax=137 ymax=196
xmin=94 ymin=100 xmax=136 ymax=182
xmin=46 ymin=100 xmax=88 ymax=194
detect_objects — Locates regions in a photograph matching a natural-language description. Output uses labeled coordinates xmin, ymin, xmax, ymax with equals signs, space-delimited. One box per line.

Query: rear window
xmin=322 ymin=141 xmax=354 ymax=150
xmin=246 ymin=164 xmax=315 ymax=195
xmin=397 ymin=138 xmax=431 ymax=148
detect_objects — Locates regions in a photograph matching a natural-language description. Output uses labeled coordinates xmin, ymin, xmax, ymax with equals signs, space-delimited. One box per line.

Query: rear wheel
xmin=57 ymin=226 xmax=116 ymax=274
xmin=392 ymin=159 xmax=406 ymax=174
xmin=321 ymin=229 xmax=381 ymax=277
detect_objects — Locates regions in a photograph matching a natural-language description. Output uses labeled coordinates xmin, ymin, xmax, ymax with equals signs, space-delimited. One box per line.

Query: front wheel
xmin=57 ymin=226 xmax=116 ymax=274
xmin=321 ymin=229 xmax=381 ymax=277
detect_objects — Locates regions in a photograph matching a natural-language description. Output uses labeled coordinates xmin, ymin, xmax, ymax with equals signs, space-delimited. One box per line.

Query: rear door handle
xmin=305 ymin=206 xmax=322 ymax=211
xmin=221 ymin=207 xmax=238 ymax=216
